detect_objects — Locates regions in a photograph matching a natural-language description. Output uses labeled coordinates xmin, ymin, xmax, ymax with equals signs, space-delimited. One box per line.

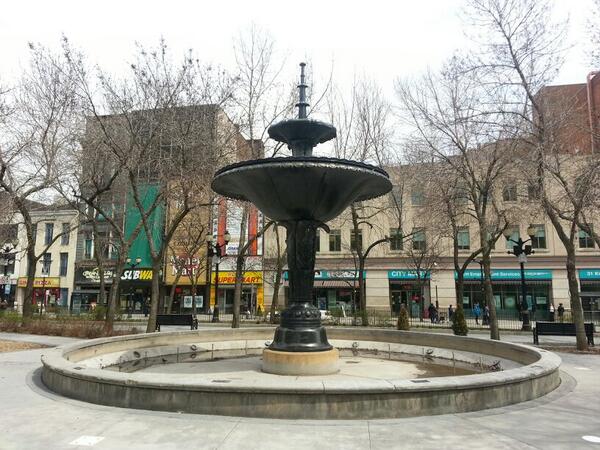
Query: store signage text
xmin=388 ymin=270 xmax=430 ymax=280
xmin=458 ymin=269 xmax=552 ymax=281
xmin=212 ymin=271 xmax=262 ymax=285
xmin=579 ymin=269 xmax=600 ymax=280
xmin=80 ymin=268 xmax=115 ymax=283
xmin=121 ymin=269 xmax=153 ymax=281
xmin=17 ymin=277 xmax=60 ymax=288
xmin=283 ymin=270 xmax=365 ymax=280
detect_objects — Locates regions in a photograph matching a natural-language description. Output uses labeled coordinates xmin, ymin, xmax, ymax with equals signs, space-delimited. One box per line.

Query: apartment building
xmin=15 ymin=205 xmax=78 ymax=313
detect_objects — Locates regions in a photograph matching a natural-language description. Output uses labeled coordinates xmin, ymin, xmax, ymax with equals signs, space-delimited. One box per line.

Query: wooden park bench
xmin=533 ymin=321 xmax=595 ymax=346
xmin=155 ymin=314 xmax=198 ymax=332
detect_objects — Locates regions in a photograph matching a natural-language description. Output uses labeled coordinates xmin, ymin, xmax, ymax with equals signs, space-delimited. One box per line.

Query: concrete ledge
xmin=41 ymin=328 xmax=561 ymax=419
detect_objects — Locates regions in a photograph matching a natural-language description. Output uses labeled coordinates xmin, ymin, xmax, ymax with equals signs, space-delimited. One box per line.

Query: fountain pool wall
xmin=41 ymin=328 xmax=561 ymax=420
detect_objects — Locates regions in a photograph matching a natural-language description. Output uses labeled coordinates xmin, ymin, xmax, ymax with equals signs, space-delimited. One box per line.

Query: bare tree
xmin=0 ymin=42 xmax=83 ymax=319
xmin=465 ymin=0 xmax=590 ymax=349
xmin=396 ymin=55 xmax=517 ymax=340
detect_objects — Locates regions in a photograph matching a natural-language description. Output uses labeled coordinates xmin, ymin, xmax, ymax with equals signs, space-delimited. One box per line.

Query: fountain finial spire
xmin=296 ymin=62 xmax=309 ymax=119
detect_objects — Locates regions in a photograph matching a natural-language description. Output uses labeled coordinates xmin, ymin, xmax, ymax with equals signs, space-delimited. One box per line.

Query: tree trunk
xmin=167 ymin=271 xmax=183 ymax=314
xmin=566 ymin=246 xmax=588 ymax=350
xmin=358 ymin=257 xmax=367 ymax=326
xmin=232 ymin=254 xmax=244 ymax=329
xmin=146 ymin=259 xmax=162 ymax=333
xmin=232 ymin=205 xmax=249 ymax=329
xmin=482 ymin=254 xmax=499 ymax=340
xmin=22 ymin=249 xmax=37 ymax=320
xmin=104 ymin=266 xmax=123 ymax=334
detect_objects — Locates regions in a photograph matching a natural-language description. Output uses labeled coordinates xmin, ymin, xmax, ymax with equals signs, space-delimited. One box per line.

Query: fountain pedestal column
xmin=262 ymin=220 xmax=339 ymax=375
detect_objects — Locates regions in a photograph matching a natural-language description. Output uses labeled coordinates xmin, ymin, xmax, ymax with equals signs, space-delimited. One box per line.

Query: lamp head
xmin=502 ymin=229 xmax=512 ymax=239
xmin=126 ymin=257 xmax=132 ymax=264
xmin=205 ymin=233 xmax=214 ymax=244
xmin=135 ymin=257 xmax=142 ymax=264
xmin=223 ymin=231 xmax=231 ymax=244
xmin=526 ymin=225 xmax=536 ymax=238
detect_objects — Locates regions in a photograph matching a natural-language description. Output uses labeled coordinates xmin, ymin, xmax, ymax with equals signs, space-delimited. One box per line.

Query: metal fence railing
xmin=12 ymin=306 xmax=599 ymax=332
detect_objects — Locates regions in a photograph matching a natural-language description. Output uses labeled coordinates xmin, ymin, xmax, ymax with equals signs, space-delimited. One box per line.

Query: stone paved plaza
xmin=1 ymin=330 xmax=599 ymax=450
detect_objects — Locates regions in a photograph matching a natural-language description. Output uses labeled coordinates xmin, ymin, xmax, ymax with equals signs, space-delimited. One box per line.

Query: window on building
xmin=59 ymin=253 xmax=68 ymax=276
xmin=41 ymin=253 xmax=52 ymax=275
xmin=579 ymin=228 xmax=595 ymax=249
xmin=530 ymin=224 xmax=546 ymax=249
xmin=457 ymin=227 xmax=470 ymax=250
xmin=455 ymin=183 xmax=469 ymax=205
xmin=505 ymin=227 xmax=520 ymax=250
xmin=315 ymin=229 xmax=320 ymax=253
xmin=411 ymin=188 xmax=424 ymax=206
xmin=84 ymin=237 xmax=93 ymax=259
xmin=502 ymin=181 xmax=518 ymax=202
xmin=527 ymin=182 xmax=541 ymax=201
xmin=412 ymin=228 xmax=426 ymax=251
xmin=329 ymin=230 xmax=341 ymax=252
xmin=61 ymin=223 xmax=70 ymax=245
xmin=389 ymin=228 xmax=403 ymax=251
xmin=44 ymin=223 xmax=54 ymax=245
xmin=350 ymin=229 xmax=363 ymax=251
xmin=389 ymin=185 xmax=403 ymax=209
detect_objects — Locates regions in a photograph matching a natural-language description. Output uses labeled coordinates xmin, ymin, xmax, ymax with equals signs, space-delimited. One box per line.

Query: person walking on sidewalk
xmin=473 ymin=302 xmax=481 ymax=325
xmin=557 ymin=303 xmax=565 ymax=323
xmin=483 ymin=304 xmax=490 ymax=326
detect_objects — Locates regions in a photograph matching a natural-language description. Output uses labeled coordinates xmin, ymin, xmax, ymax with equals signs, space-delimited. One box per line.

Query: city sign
xmin=388 ymin=270 xmax=430 ymax=280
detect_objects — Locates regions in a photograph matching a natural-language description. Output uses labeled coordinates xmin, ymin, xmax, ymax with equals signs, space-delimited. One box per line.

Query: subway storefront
xmin=388 ymin=270 xmax=430 ymax=318
xmin=458 ymin=269 xmax=552 ymax=316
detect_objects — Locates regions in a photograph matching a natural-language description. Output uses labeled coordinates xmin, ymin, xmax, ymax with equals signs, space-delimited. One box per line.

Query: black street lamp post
xmin=206 ymin=231 xmax=231 ymax=323
xmin=40 ymin=257 xmax=53 ymax=317
xmin=125 ymin=257 xmax=142 ymax=318
xmin=0 ymin=241 xmax=17 ymax=306
xmin=504 ymin=226 xmax=536 ymax=331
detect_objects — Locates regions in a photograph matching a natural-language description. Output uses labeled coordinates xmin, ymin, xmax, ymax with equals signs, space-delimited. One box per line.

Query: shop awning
xmin=284 ymin=280 xmax=358 ymax=288
xmin=463 ymin=279 xmax=551 ymax=286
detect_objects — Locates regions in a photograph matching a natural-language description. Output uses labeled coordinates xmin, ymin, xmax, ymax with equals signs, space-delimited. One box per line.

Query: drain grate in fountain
xmin=211 ymin=379 xmax=232 ymax=383
xmin=345 ymin=360 xmax=360 ymax=364
xmin=410 ymin=379 xmax=430 ymax=383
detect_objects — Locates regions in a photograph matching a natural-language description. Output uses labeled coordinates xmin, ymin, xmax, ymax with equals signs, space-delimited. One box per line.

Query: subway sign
xmin=458 ymin=269 xmax=552 ymax=280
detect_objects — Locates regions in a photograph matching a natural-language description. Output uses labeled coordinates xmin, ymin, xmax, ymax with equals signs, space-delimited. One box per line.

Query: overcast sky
xmin=0 ymin=0 xmax=593 ymax=97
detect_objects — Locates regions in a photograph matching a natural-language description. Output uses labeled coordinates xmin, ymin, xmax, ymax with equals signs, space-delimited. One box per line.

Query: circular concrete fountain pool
xmin=41 ymin=327 xmax=561 ymax=420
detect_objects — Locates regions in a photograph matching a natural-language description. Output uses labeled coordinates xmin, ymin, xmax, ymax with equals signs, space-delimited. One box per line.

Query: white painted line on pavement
xmin=582 ymin=435 xmax=600 ymax=443
xmin=69 ymin=436 xmax=105 ymax=446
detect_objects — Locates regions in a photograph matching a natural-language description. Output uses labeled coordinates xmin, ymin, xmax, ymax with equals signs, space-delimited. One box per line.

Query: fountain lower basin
xmin=41 ymin=328 xmax=561 ymax=420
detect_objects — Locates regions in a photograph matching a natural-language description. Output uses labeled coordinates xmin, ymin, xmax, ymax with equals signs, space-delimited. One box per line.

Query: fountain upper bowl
xmin=211 ymin=157 xmax=392 ymax=222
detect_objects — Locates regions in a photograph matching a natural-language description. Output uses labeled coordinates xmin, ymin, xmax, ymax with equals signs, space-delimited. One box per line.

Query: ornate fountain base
xmin=262 ymin=348 xmax=339 ymax=376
